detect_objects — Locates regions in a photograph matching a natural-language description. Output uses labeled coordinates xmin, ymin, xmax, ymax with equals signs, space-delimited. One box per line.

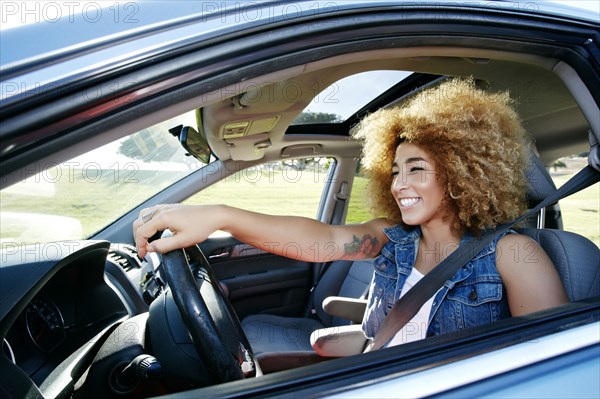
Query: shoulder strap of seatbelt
xmin=365 ymin=165 xmax=600 ymax=352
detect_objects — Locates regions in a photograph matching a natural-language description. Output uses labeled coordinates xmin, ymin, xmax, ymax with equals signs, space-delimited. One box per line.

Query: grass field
xmin=184 ymin=170 xmax=376 ymax=224
xmin=0 ymin=170 xmax=187 ymax=243
xmin=551 ymin=173 xmax=599 ymax=246
xmin=1 ymin=167 xmax=598 ymax=247
xmin=183 ymin=167 xmax=327 ymax=216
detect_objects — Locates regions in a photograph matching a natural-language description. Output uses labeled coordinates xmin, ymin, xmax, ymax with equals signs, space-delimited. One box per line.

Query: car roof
xmin=2 ymin=0 xmax=596 ymax=97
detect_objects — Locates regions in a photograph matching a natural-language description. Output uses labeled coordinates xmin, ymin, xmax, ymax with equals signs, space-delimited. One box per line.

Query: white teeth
xmin=400 ymin=198 xmax=420 ymax=207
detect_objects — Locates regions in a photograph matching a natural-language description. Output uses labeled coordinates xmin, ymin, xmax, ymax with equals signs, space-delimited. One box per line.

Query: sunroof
xmin=292 ymin=70 xmax=412 ymax=124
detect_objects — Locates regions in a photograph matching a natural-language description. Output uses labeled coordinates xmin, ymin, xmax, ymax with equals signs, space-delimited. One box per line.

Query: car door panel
xmin=199 ymin=237 xmax=312 ymax=320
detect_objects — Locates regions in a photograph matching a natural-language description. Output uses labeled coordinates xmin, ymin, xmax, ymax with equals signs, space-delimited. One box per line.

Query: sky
xmin=548 ymin=0 xmax=599 ymax=15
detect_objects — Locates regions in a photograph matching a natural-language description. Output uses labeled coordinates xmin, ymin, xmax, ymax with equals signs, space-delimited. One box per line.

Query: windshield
xmin=0 ymin=111 xmax=206 ymax=248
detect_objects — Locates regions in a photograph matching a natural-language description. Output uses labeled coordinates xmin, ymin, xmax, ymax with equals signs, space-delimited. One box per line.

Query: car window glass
xmin=0 ymin=111 xmax=207 ymax=247
xmin=183 ymin=157 xmax=334 ymax=220
xmin=346 ymin=161 xmax=372 ymax=224
xmin=550 ymin=154 xmax=599 ymax=246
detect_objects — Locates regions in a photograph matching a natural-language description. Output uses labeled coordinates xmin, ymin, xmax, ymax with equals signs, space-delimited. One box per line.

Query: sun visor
xmin=224 ymin=132 xmax=271 ymax=161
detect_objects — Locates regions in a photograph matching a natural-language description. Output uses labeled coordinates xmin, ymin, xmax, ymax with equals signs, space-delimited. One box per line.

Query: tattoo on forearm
xmin=344 ymin=234 xmax=380 ymax=257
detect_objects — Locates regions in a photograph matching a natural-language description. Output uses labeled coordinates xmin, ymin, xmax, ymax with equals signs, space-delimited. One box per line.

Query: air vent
xmin=108 ymin=244 xmax=143 ymax=272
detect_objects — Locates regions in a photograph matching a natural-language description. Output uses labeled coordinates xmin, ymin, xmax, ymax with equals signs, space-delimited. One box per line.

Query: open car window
xmin=550 ymin=153 xmax=600 ymax=246
xmin=183 ymin=157 xmax=335 ymax=219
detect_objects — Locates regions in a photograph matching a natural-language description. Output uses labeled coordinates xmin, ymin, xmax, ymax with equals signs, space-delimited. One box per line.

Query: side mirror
xmin=169 ymin=125 xmax=212 ymax=164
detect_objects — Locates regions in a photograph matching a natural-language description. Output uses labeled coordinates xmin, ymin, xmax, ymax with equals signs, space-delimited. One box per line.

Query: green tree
xmin=292 ymin=111 xmax=343 ymax=124
xmin=117 ymin=127 xmax=198 ymax=170
xmin=118 ymin=128 xmax=179 ymax=163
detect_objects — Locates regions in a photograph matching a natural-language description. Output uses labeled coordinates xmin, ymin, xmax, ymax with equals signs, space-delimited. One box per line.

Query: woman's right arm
xmin=133 ymin=204 xmax=392 ymax=261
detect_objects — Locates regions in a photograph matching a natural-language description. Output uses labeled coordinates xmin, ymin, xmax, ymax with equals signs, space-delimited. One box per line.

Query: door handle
xmin=209 ymin=249 xmax=230 ymax=259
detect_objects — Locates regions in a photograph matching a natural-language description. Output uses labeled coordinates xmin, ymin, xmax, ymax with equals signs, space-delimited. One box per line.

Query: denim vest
xmin=362 ymin=225 xmax=511 ymax=339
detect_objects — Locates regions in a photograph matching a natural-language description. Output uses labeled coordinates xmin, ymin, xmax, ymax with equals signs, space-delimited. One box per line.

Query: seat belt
xmin=364 ymin=164 xmax=600 ymax=352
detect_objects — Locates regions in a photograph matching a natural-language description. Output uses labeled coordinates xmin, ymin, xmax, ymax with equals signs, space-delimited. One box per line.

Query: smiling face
xmin=391 ymin=142 xmax=448 ymax=228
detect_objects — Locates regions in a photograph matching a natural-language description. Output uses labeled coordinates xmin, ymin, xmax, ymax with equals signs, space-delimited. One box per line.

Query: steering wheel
xmin=160 ymin=236 xmax=258 ymax=383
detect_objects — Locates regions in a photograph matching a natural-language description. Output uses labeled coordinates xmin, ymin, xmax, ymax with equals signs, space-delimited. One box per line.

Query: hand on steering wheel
xmin=158 ymin=231 xmax=258 ymax=383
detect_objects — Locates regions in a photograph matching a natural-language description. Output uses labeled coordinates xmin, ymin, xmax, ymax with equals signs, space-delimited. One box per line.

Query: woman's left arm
xmin=496 ymin=234 xmax=569 ymax=317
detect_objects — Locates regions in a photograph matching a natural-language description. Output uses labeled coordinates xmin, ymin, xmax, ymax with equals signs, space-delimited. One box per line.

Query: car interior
xmin=2 ymin=29 xmax=599 ymax=398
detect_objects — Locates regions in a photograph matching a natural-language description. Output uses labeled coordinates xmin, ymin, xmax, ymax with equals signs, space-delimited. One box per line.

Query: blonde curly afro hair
xmin=354 ymin=77 xmax=530 ymax=234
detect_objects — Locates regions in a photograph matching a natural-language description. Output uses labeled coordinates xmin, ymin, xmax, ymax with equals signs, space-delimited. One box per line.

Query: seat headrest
xmin=525 ymin=148 xmax=556 ymax=205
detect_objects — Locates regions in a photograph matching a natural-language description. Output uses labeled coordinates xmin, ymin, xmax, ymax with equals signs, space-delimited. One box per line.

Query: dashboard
xmin=1 ymin=241 xmax=163 ymax=387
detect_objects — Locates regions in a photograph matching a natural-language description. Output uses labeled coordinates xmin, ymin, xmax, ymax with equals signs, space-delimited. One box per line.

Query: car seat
xmin=519 ymin=228 xmax=600 ymax=301
xmin=241 ymin=259 xmax=374 ymax=355
xmin=519 ymin=149 xmax=600 ymax=301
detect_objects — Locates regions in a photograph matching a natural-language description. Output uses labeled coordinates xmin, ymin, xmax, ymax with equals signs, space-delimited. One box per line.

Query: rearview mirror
xmin=169 ymin=124 xmax=212 ymax=164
